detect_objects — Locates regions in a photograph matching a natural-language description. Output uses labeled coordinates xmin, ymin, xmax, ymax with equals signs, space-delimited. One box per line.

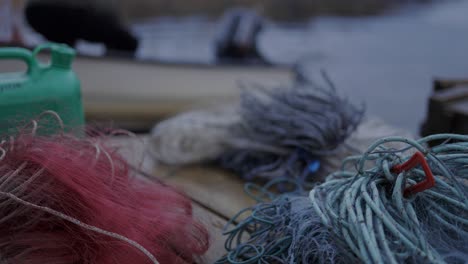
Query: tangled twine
xmin=0 ymin=111 xmax=161 ymax=263
xmin=0 ymin=111 xmax=210 ymax=264
xmin=151 ymin=71 xmax=363 ymax=183
xmin=217 ymin=134 xmax=468 ymax=264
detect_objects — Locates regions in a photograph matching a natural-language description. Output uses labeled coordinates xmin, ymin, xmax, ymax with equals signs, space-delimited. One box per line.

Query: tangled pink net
xmin=0 ymin=114 xmax=209 ymax=264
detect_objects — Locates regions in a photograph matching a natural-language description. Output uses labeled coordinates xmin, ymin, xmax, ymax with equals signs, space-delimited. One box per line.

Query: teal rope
xmin=217 ymin=134 xmax=468 ymax=264
xmin=310 ymin=134 xmax=468 ymax=263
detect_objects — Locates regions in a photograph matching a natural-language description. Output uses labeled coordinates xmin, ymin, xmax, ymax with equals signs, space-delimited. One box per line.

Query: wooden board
xmin=192 ymin=204 xmax=227 ymax=264
xmin=155 ymin=165 xmax=256 ymax=221
xmin=112 ymin=136 xmax=258 ymax=262
xmin=111 ymin=116 xmax=412 ymax=263
xmin=0 ymin=54 xmax=292 ymax=131
xmin=73 ymin=56 xmax=292 ymax=122
xmin=421 ymin=78 xmax=468 ymax=136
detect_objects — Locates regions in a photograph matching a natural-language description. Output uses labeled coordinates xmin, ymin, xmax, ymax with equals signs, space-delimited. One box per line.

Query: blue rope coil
xmin=217 ymin=134 xmax=468 ymax=264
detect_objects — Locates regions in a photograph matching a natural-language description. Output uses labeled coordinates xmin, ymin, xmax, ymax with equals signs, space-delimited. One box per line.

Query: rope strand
xmin=218 ymin=134 xmax=468 ymax=264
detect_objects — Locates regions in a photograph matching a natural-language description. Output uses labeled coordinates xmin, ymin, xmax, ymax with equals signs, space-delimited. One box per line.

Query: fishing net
xmin=218 ymin=134 xmax=468 ymax=264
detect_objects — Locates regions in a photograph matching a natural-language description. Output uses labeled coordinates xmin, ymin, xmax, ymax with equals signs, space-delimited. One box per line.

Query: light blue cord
xmin=217 ymin=134 xmax=468 ymax=264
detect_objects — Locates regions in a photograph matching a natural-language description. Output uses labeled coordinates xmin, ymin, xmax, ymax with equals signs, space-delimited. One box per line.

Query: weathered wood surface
xmin=73 ymin=56 xmax=292 ymax=124
xmin=112 ymin=116 xmax=412 ymax=263
xmin=192 ymin=204 xmax=228 ymax=264
xmin=433 ymin=78 xmax=468 ymax=91
xmin=112 ymin=137 xmax=235 ymax=263
xmin=421 ymin=79 xmax=468 ymax=137
xmin=0 ymin=55 xmax=292 ymax=131
xmin=156 ymin=165 xmax=255 ymax=221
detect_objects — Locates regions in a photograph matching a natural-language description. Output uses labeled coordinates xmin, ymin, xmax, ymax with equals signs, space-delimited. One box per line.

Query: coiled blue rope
xmin=217 ymin=134 xmax=468 ymax=264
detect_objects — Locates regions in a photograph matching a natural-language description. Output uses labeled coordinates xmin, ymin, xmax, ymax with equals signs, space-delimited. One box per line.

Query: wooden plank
xmin=131 ymin=171 xmax=228 ymax=263
xmin=73 ymin=56 xmax=292 ymax=119
xmin=0 ymin=54 xmax=292 ymax=130
xmin=422 ymin=81 xmax=468 ymax=136
xmin=109 ymin=136 xmax=255 ymax=220
xmin=110 ymin=137 xmax=228 ymax=263
xmin=433 ymin=78 xmax=468 ymax=91
xmin=155 ymin=165 xmax=256 ymax=220
xmin=450 ymin=100 xmax=468 ymax=134
xmin=109 ymin=116 xmax=413 ymax=263
xmin=192 ymin=203 xmax=227 ymax=263
xmin=76 ymin=58 xmax=291 ymax=130
xmin=111 ymin=116 xmax=413 ymax=222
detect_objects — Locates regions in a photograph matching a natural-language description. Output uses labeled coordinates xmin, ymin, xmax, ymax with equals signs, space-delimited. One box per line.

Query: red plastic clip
xmin=391 ymin=151 xmax=435 ymax=197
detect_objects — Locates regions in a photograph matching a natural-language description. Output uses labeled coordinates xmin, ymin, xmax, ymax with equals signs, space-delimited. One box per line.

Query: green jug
xmin=0 ymin=43 xmax=84 ymax=135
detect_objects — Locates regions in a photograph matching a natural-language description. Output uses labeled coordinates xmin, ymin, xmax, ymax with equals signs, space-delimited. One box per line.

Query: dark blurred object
xmin=421 ymin=79 xmax=468 ymax=140
xmin=215 ymin=8 xmax=266 ymax=64
xmin=433 ymin=79 xmax=468 ymax=92
xmin=25 ymin=1 xmax=138 ymax=55
xmin=0 ymin=0 xmax=25 ymax=46
xmin=121 ymin=0 xmax=433 ymax=22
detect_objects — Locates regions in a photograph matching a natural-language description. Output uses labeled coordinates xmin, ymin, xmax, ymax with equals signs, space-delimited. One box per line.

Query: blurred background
xmin=1 ymin=0 xmax=467 ymax=134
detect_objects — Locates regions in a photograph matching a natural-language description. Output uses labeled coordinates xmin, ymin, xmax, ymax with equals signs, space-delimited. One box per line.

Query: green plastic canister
xmin=0 ymin=43 xmax=84 ymax=135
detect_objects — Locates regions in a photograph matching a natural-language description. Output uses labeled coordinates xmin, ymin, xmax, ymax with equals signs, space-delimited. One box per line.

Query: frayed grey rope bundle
xmin=217 ymin=134 xmax=468 ymax=264
xmin=150 ymin=71 xmax=364 ymax=182
xmin=219 ymin=71 xmax=363 ymax=181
